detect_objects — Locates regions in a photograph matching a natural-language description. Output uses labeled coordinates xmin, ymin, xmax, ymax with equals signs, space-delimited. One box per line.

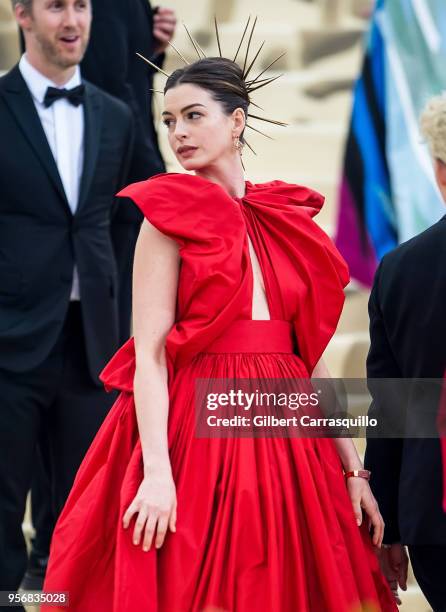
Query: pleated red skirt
xmin=43 ymin=321 xmax=396 ymax=612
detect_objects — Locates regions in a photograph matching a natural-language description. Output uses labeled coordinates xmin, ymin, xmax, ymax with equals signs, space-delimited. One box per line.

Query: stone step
xmin=164 ymin=12 xmax=366 ymax=72
xmin=299 ymin=25 xmax=365 ymax=66
xmin=152 ymin=0 xmax=217 ymax=29
xmin=165 ymin=0 xmax=373 ymax=27
xmin=229 ymin=0 xmax=321 ymax=28
xmin=336 ymin=289 xmax=370 ymax=334
xmin=245 ymin=122 xmax=346 ymax=176
xmin=302 ymin=43 xmax=363 ymax=91
xmin=165 ymin=22 xmax=299 ymax=72
xmin=256 ymin=85 xmax=353 ymax=125
xmin=399 ymin=585 xmax=431 ymax=611
xmin=0 ymin=20 xmax=19 ymax=71
xmin=350 ymin=0 xmax=374 ymax=20
xmin=229 ymin=0 xmax=368 ymax=28
xmin=323 ymin=331 xmax=369 ymax=378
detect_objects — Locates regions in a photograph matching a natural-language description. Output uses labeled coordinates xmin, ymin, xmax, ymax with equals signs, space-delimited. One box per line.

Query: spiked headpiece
xmin=136 ymin=16 xmax=288 ymax=155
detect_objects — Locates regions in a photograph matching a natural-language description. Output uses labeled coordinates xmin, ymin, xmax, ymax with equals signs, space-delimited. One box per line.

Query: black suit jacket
xmin=364 ymin=216 xmax=446 ymax=544
xmin=81 ymin=0 xmax=166 ymax=225
xmin=0 ymin=66 xmax=134 ymax=384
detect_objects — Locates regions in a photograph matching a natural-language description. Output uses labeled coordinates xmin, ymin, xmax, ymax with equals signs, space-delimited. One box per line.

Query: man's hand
xmin=376 ymin=543 xmax=409 ymax=605
xmin=153 ymin=7 xmax=177 ymax=56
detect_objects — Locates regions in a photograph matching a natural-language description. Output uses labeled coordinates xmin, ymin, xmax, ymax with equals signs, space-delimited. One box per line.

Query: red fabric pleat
xmin=44 ymin=327 xmax=396 ymax=611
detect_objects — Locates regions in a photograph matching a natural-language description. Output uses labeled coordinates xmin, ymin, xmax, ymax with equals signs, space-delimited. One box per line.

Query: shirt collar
xmin=19 ymin=54 xmax=82 ymax=106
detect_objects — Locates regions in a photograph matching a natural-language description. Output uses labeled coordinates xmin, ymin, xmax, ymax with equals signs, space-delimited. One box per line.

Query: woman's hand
xmin=122 ymin=467 xmax=177 ymax=551
xmin=346 ymin=476 xmax=384 ymax=547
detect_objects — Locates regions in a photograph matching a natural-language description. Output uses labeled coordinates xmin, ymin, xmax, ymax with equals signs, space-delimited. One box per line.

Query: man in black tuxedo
xmin=81 ymin=0 xmax=176 ymax=343
xmin=17 ymin=0 xmax=175 ymax=592
xmin=365 ymin=94 xmax=446 ymax=610
xmin=0 ymin=0 xmax=133 ymax=599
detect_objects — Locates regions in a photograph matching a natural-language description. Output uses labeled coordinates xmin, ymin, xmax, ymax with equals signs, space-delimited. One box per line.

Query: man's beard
xmin=35 ymin=31 xmax=87 ymax=69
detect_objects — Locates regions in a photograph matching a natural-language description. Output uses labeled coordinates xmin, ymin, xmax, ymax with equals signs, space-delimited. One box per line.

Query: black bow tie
xmin=43 ymin=84 xmax=85 ymax=108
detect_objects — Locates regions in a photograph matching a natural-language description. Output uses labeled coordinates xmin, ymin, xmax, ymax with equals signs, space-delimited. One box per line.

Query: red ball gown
xmin=42 ymin=173 xmax=397 ymax=611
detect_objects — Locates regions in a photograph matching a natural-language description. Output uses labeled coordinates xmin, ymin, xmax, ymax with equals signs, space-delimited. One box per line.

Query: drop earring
xmin=234 ymin=136 xmax=244 ymax=155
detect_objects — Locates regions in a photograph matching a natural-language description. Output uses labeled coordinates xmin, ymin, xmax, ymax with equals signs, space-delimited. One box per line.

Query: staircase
xmin=0 ymin=0 xmax=19 ymax=72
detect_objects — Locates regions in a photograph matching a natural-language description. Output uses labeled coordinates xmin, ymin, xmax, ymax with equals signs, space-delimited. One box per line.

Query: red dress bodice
xmin=100 ymin=173 xmax=349 ymax=391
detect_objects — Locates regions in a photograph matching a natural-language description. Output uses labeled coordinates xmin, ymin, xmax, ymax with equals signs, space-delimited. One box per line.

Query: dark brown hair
xmin=164 ymin=57 xmax=249 ymax=142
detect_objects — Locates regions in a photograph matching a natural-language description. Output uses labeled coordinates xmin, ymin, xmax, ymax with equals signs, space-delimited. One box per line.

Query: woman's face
xmin=162 ymin=83 xmax=244 ymax=171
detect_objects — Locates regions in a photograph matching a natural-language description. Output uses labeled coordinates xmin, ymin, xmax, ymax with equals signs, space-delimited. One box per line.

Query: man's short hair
xmin=11 ymin=0 xmax=33 ymax=10
xmin=420 ymin=93 xmax=446 ymax=165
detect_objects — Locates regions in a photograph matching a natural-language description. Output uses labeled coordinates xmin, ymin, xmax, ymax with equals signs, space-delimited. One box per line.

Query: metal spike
xmin=214 ymin=15 xmax=222 ymax=57
xmin=250 ymin=100 xmax=264 ymax=110
xmin=195 ymin=39 xmax=207 ymax=58
xmin=182 ymin=22 xmax=206 ymax=59
xmin=233 ymin=16 xmax=251 ymax=63
xmin=244 ymin=138 xmax=257 ymax=155
xmin=247 ymin=75 xmax=283 ymax=94
xmin=248 ymin=52 xmax=286 ymax=87
xmin=242 ymin=16 xmax=258 ymax=76
xmin=167 ymin=40 xmax=189 ymax=65
xmin=136 ymin=52 xmax=171 ymax=77
xmin=243 ymin=40 xmax=265 ymax=81
xmin=246 ymin=76 xmax=274 ymax=86
xmin=246 ymin=73 xmax=284 ymax=94
xmin=247 ymin=113 xmax=288 ymax=127
xmin=246 ymin=123 xmax=274 ymax=139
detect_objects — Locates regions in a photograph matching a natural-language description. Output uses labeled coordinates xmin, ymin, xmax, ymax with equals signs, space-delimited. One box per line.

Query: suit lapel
xmin=2 ymin=66 xmax=70 ymax=211
xmin=77 ymin=81 xmax=103 ymax=214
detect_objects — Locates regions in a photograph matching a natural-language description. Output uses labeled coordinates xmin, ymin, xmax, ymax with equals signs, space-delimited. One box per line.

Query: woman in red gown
xmin=43 ymin=57 xmax=397 ymax=611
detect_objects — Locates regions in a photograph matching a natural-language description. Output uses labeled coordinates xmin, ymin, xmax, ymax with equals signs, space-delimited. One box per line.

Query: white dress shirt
xmin=19 ymin=54 xmax=84 ymax=301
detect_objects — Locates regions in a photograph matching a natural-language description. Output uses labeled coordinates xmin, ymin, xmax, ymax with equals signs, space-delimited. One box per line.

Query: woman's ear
xmin=232 ymin=107 xmax=246 ymax=136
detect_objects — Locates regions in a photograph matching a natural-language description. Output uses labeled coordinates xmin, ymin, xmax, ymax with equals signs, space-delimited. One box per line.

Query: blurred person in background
xmin=21 ymin=0 xmax=177 ymax=591
xmin=0 ymin=0 xmax=133 ymax=601
xmin=365 ymin=93 xmax=446 ymax=610
xmin=81 ymin=1 xmax=176 ymax=343
xmin=18 ymin=1 xmax=177 ymax=339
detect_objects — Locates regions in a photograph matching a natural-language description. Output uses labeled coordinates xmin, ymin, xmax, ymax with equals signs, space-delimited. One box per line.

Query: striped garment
xmin=336 ymin=0 xmax=446 ymax=286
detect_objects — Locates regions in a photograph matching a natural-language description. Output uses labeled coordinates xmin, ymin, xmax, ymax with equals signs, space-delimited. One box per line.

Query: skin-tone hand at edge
xmin=152 ymin=6 xmax=176 ymax=56
xmin=376 ymin=544 xmax=408 ymax=606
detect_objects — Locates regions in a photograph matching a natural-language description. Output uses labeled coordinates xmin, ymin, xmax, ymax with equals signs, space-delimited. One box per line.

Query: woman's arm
xmin=311 ymin=358 xmax=363 ymax=470
xmin=312 ymin=357 xmax=384 ymax=547
xmin=122 ymin=218 xmax=180 ymax=551
xmin=132 ymin=219 xmax=180 ymax=473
